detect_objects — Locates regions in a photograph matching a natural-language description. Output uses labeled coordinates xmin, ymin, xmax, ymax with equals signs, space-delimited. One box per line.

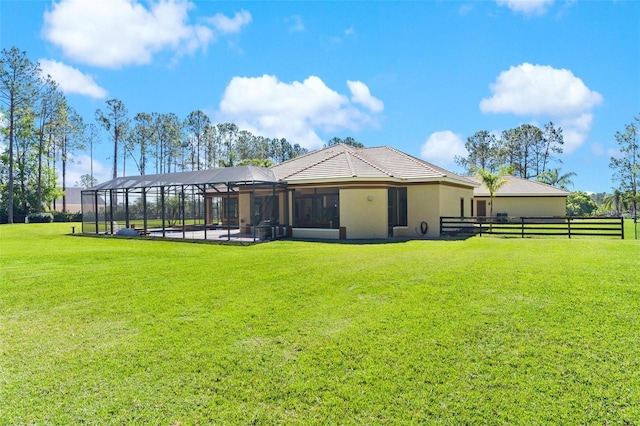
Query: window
xmin=253 ymin=194 xmax=279 ymax=224
xmin=388 ymin=187 xmax=408 ymax=227
xmin=293 ymin=187 xmax=339 ymax=228
xmin=222 ymin=197 xmax=238 ymax=226
xmin=460 ymin=197 xmax=465 ymax=217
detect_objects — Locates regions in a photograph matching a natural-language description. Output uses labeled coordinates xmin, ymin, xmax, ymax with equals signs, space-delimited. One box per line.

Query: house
xmin=270 ymin=144 xmax=476 ymax=239
xmin=471 ymin=175 xmax=570 ymax=218
xmin=80 ymin=144 xmax=570 ymax=240
xmin=53 ymin=187 xmax=83 ymax=213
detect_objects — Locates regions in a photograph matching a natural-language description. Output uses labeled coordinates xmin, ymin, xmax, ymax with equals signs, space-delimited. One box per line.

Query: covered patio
xmin=81 ymin=166 xmax=289 ymax=243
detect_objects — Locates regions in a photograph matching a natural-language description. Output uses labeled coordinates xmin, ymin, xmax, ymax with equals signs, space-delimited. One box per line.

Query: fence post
xmin=521 ymin=217 xmax=524 ymax=238
xmin=479 ymin=217 xmax=482 ymax=237
xmin=567 ymin=217 xmax=571 ymax=239
xmin=621 ymin=216 xmax=624 ymax=240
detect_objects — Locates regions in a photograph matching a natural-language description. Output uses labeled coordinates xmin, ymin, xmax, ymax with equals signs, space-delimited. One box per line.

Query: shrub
xmin=51 ymin=211 xmax=82 ymax=222
xmin=26 ymin=213 xmax=54 ymax=223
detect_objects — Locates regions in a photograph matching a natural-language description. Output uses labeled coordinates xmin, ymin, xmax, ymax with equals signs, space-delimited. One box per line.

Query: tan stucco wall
xmin=391 ymin=184 xmax=438 ymax=238
xmin=391 ymin=184 xmax=473 ymax=238
xmin=339 ymin=187 xmax=388 ymax=239
xmin=474 ymin=196 xmax=567 ymax=217
xmin=440 ymin=185 xmax=473 ymax=217
xmin=239 ymin=192 xmax=251 ymax=227
xmin=286 ymin=182 xmax=475 ymax=239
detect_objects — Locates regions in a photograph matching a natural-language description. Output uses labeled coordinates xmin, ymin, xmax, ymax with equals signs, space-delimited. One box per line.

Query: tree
xmin=0 ymin=47 xmax=41 ymax=223
xmin=325 ymin=136 xmax=364 ymax=148
xmin=566 ymin=191 xmax=598 ymax=216
xmin=203 ymin=123 xmax=219 ymax=169
xmin=455 ymin=130 xmax=499 ymax=174
xmin=34 ymin=76 xmax=63 ymax=213
xmin=129 ymin=112 xmax=154 ymax=175
xmin=237 ymin=158 xmax=274 ymax=167
xmin=499 ymin=124 xmax=543 ymax=179
xmin=601 ymin=189 xmax=630 ymax=217
xmin=150 ymin=112 xmax=182 ymax=173
xmin=56 ymin=103 xmax=84 ymax=212
xmin=77 ymin=174 xmax=98 ymax=189
xmin=475 ymin=167 xmax=508 ymax=227
xmin=536 ymin=168 xmax=576 ymax=189
xmin=184 ymin=110 xmax=210 ymax=170
xmin=217 ymin=123 xmax=238 ymax=167
xmin=609 ymin=114 xmax=639 ymax=219
xmin=84 ymin=123 xmax=100 ymax=184
xmin=95 ymin=99 xmax=128 ymax=179
xmin=536 ymin=122 xmax=564 ymax=176
xmin=458 ymin=123 xmax=564 ymax=179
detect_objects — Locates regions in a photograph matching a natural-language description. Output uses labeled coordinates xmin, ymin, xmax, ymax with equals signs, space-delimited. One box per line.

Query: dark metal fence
xmin=440 ymin=216 xmax=624 ymax=239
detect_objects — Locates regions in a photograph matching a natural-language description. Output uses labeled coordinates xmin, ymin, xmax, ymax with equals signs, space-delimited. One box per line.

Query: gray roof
xmin=57 ymin=187 xmax=83 ymax=204
xmin=471 ymin=175 xmax=571 ymax=197
xmin=270 ymin=144 xmax=476 ymax=186
xmin=87 ymin=166 xmax=278 ymax=191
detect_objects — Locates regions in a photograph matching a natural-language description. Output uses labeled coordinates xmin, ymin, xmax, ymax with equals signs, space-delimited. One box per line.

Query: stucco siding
xmin=239 ymin=192 xmax=252 ymax=226
xmin=401 ymin=184 xmax=440 ymax=238
xmin=340 ymin=188 xmax=388 ymax=239
xmin=439 ymin=185 xmax=473 ymax=217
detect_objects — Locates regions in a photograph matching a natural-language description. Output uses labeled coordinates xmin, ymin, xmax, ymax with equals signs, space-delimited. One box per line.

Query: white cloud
xmin=480 ymin=63 xmax=602 ymax=117
xmin=420 ymin=131 xmax=467 ymax=167
xmin=217 ymin=75 xmax=383 ymax=150
xmin=495 ymin=0 xmax=554 ymax=15
xmin=206 ymin=10 xmax=252 ymax=34
xmin=42 ymin=0 xmax=249 ymax=68
xmin=347 ymin=80 xmax=384 ymax=113
xmin=39 ymin=59 xmax=107 ymax=99
xmin=480 ymin=63 xmax=603 ymax=152
xmin=63 ymin=153 xmax=111 ymax=188
xmin=285 ymin=15 xmax=305 ymax=33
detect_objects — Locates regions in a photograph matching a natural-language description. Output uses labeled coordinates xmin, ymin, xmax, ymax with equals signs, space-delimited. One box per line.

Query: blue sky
xmin=1 ymin=0 xmax=638 ymax=193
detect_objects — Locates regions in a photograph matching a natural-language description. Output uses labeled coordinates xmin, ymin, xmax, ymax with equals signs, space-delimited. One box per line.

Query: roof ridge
xmin=276 ymin=146 xmax=347 ymax=180
xmin=350 ymin=147 xmax=395 ymax=177
xmin=344 ymin=150 xmax=357 ymax=177
xmin=383 ymin=146 xmax=445 ymax=177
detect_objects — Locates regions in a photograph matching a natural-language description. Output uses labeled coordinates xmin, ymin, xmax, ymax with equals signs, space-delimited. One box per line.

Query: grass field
xmin=1 ymin=223 xmax=639 ymax=424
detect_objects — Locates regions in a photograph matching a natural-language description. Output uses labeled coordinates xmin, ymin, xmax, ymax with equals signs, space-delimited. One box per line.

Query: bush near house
xmin=25 ymin=212 xmax=53 ymax=223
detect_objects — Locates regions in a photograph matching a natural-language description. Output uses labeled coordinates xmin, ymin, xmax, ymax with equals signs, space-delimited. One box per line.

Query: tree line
xmin=454 ymin=122 xmax=566 ymax=181
xmin=1 ymin=47 xmax=84 ymax=223
xmin=0 ymin=47 xmax=310 ymax=223
xmin=2 ymin=46 xmax=637 ymax=223
xmin=457 ymin=117 xmax=639 ymax=219
xmin=94 ymin=99 xmax=309 ymax=181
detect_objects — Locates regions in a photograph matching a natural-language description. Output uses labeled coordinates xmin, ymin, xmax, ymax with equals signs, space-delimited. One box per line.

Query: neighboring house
xmin=270 ymin=144 xmax=476 ymax=239
xmin=53 ymin=187 xmax=83 ymax=213
xmin=471 ymin=175 xmax=570 ymax=218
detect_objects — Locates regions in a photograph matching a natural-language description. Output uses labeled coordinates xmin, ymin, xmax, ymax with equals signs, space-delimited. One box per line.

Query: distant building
xmin=53 ymin=187 xmax=83 ymax=213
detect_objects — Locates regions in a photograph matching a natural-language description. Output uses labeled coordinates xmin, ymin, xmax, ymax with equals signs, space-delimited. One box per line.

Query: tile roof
xmin=471 ymin=175 xmax=571 ymax=197
xmin=270 ymin=144 xmax=476 ymax=186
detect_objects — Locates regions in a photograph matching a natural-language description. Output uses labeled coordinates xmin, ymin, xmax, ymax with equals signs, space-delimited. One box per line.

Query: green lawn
xmin=1 ymin=223 xmax=639 ymax=424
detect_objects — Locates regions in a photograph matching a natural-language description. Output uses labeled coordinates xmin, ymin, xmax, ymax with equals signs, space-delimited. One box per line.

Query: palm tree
xmin=476 ymin=168 xmax=508 ymax=230
xmin=602 ymin=189 xmax=629 ymax=216
xmin=536 ymin=168 xmax=576 ymax=189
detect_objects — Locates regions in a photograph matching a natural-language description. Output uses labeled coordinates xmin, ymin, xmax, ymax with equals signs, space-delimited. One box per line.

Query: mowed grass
xmin=1 ymin=223 xmax=639 ymax=424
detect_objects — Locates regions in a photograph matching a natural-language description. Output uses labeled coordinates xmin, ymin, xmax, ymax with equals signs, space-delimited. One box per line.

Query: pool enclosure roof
xmin=88 ymin=165 xmax=280 ymax=191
